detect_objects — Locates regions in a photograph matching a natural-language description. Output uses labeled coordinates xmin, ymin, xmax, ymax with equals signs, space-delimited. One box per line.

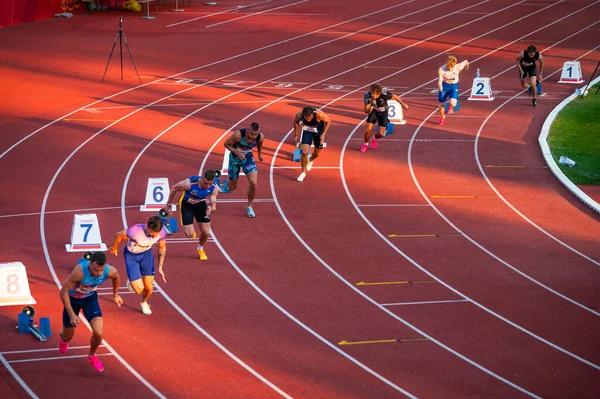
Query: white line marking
xmin=0 ymin=205 xmax=139 ymax=219
xmin=166 ymin=0 xmax=274 ymax=28
xmin=272 ymin=166 xmax=340 ymax=169
xmin=382 ymin=299 xmax=470 ymax=306
xmin=357 ymin=204 xmax=431 ymax=207
xmin=8 ymin=353 xmax=114 ymax=364
xmin=206 ymin=0 xmax=310 ymax=28
xmin=1 ymin=2 xmax=413 ymax=159
xmin=0 ymin=354 xmax=39 ymax=399
xmin=1 ymin=345 xmax=104 ymax=355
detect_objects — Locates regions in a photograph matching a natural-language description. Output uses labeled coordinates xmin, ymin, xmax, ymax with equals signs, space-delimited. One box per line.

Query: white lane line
xmin=1 ymin=346 xmax=104 ymax=355
xmin=1 ymin=1 xmax=413 ymax=159
xmin=0 ymin=354 xmax=39 ymax=399
xmin=206 ymin=0 xmax=310 ymax=28
xmin=166 ymin=0 xmax=274 ymax=28
xmin=8 ymin=353 xmax=114 ymax=364
xmin=382 ymin=300 xmax=470 ymax=306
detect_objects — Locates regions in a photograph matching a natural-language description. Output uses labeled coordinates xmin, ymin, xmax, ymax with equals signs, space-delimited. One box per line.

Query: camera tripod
xmin=101 ymin=18 xmax=142 ymax=83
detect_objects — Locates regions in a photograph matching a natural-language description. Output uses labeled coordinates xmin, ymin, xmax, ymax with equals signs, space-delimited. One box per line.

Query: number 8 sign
xmin=0 ymin=262 xmax=36 ymax=306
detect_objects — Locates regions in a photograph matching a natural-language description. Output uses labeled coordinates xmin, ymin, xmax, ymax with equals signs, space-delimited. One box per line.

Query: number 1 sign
xmin=65 ymin=214 xmax=107 ymax=252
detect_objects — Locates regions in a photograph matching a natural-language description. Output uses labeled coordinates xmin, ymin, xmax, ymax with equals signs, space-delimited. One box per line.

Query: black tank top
xmin=521 ymin=50 xmax=539 ymax=67
xmin=301 ymin=108 xmax=324 ymax=133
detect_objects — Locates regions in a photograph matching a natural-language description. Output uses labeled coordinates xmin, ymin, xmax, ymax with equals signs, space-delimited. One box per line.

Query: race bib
xmin=303 ymin=126 xmax=318 ymax=133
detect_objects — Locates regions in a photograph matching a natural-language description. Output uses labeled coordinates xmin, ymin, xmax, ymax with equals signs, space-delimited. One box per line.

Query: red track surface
xmin=1 ymin=1 xmax=599 ymax=398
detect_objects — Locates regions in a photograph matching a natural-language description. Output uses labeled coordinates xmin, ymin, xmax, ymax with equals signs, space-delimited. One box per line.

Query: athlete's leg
xmin=300 ymin=143 xmax=310 ymax=173
xmin=88 ymin=317 xmax=104 ymax=356
xmin=141 ymin=275 xmax=154 ymax=304
xmin=124 ymin=250 xmax=144 ymax=294
xmin=180 ymin=202 xmax=197 ymax=238
xmin=246 ymin=171 xmax=258 ymax=208
xmin=364 ymin=122 xmax=375 ymax=143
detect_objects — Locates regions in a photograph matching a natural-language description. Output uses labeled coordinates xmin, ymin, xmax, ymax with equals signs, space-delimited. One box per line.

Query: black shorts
xmin=367 ymin=110 xmax=388 ymax=127
xmin=63 ymin=293 xmax=102 ymax=327
xmin=181 ymin=200 xmax=210 ymax=225
xmin=521 ymin=66 xmax=536 ymax=79
xmin=300 ymin=130 xmax=324 ymax=149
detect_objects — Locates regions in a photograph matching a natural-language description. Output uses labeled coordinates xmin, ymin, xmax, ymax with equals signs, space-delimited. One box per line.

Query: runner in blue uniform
xmin=437 ymin=55 xmax=469 ymax=125
xmin=221 ymin=122 xmax=264 ymax=218
xmin=516 ymin=45 xmax=544 ymax=107
xmin=293 ymin=106 xmax=332 ymax=182
xmin=164 ymin=169 xmax=219 ymax=261
xmin=59 ymin=251 xmax=122 ymax=372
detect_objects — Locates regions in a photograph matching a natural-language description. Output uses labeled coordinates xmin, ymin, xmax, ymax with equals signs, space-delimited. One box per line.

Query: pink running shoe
xmin=438 ymin=118 xmax=445 ymax=125
xmin=360 ymin=143 xmax=368 ymax=152
xmin=88 ymin=355 xmax=104 ymax=372
xmin=448 ymin=105 xmax=454 ymax=115
xmin=59 ymin=338 xmax=68 ymax=354
xmin=371 ymin=139 xmax=378 ymax=149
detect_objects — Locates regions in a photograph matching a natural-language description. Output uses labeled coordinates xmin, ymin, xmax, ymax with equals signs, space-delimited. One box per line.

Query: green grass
xmin=548 ymin=83 xmax=600 ymax=185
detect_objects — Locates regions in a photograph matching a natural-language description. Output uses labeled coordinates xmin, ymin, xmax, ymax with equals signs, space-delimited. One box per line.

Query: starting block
xmin=444 ymin=100 xmax=461 ymax=114
xmin=528 ymin=81 xmax=542 ymax=95
xmin=17 ymin=306 xmax=48 ymax=342
xmin=385 ymin=122 xmax=394 ymax=135
xmin=65 ymin=214 xmax=107 ymax=252
xmin=558 ymin=61 xmax=584 ymax=84
xmin=293 ymin=146 xmax=310 ymax=162
xmin=0 ymin=262 xmax=36 ymax=307
xmin=468 ymin=77 xmax=494 ymax=101
xmin=158 ymin=208 xmax=179 ymax=235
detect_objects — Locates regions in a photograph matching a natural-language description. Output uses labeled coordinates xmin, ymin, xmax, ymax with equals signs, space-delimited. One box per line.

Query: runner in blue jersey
xmin=59 ymin=251 xmax=122 ymax=372
xmin=164 ymin=169 xmax=220 ymax=261
xmin=293 ymin=106 xmax=332 ymax=182
xmin=437 ymin=55 xmax=469 ymax=125
xmin=221 ymin=122 xmax=264 ymax=218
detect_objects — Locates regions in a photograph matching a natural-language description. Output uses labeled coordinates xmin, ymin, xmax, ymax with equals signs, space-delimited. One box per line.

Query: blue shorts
xmin=228 ymin=153 xmax=257 ymax=180
xmin=439 ymin=82 xmax=459 ymax=103
xmin=124 ymin=248 xmax=155 ymax=281
xmin=63 ymin=293 xmax=102 ymax=327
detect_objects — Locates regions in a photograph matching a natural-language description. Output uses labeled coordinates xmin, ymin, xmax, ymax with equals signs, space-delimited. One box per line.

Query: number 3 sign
xmin=387 ymin=100 xmax=407 ymax=124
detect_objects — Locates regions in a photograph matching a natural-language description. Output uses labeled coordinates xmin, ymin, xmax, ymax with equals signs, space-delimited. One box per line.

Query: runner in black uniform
xmin=362 ymin=83 xmax=408 ymax=152
xmin=516 ymin=45 xmax=544 ymax=107
xmin=293 ymin=106 xmax=332 ymax=182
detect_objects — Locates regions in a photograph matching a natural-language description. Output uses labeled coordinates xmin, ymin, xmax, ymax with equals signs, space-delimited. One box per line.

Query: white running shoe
xmin=297 ymin=172 xmax=306 ymax=182
xmin=126 ymin=279 xmax=134 ymax=293
xmin=306 ymin=161 xmax=314 ymax=171
xmin=140 ymin=302 xmax=152 ymax=315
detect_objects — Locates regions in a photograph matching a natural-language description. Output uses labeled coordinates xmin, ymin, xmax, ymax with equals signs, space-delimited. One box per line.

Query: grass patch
xmin=548 ymin=83 xmax=600 ymax=185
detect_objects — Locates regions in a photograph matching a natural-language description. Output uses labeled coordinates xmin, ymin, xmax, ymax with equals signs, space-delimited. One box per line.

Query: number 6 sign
xmin=140 ymin=178 xmax=174 ymax=211
xmin=65 ymin=214 xmax=107 ymax=252
xmin=0 ymin=262 xmax=36 ymax=306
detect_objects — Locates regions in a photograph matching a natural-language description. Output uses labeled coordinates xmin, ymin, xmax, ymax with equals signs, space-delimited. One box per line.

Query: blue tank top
xmin=69 ymin=262 xmax=110 ymax=299
xmin=182 ymin=175 xmax=216 ymax=204
xmin=232 ymin=129 xmax=262 ymax=156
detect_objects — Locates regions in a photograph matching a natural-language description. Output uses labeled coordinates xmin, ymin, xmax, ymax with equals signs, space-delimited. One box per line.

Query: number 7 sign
xmin=65 ymin=214 xmax=107 ymax=252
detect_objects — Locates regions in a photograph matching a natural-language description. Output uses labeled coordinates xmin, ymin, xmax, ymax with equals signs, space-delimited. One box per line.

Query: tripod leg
xmin=121 ymin=32 xmax=143 ymax=83
xmin=120 ymin=30 xmax=124 ymax=80
xmin=579 ymin=60 xmax=599 ymax=98
xmin=101 ymin=32 xmax=121 ymax=83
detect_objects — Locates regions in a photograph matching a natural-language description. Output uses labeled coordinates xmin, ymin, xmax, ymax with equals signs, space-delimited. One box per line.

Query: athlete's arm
xmin=224 ymin=131 xmax=244 ymax=159
xmin=293 ymin=112 xmax=303 ymax=143
xmin=316 ymin=109 xmax=332 ymax=138
xmin=157 ymin=239 xmax=167 ymax=283
xmin=537 ymin=53 xmax=544 ymax=81
xmin=109 ymin=230 xmax=128 ymax=256
xmin=458 ymin=60 xmax=469 ymax=71
xmin=364 ymin=92 xmax=373 ymax=114
xmin=516 ymin=52 xmax=524 ymax=75
xmin=256 ymin=134 xmax=264 ymax=162
xmin=166 ymin=178 xmax=191 ymax=210
xmin=60 ymin=265 xmax=84 ymax=326
xmin=437 ymin=67 xmax=444 ymax=91
xmin=107 ymin=266 xmax=123 ymax=306
xmin=209 ymin=188 xmax=218 ymax=212
xmin=391 ymin=94 xmax=409 ymax=110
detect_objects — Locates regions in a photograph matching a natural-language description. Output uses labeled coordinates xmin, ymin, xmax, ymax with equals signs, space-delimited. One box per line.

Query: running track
xmin=0 ymin=0 xmax=599 ymax=398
